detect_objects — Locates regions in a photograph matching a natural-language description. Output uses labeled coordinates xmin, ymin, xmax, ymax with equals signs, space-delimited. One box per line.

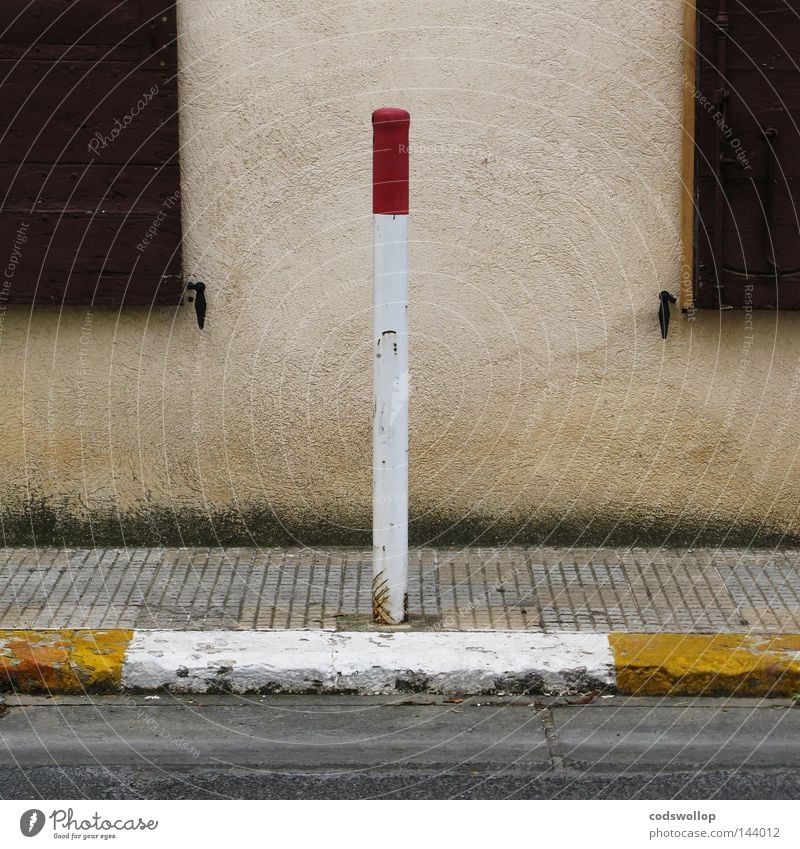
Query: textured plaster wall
xmin=2 ymin=0 xmax=800 ymax=545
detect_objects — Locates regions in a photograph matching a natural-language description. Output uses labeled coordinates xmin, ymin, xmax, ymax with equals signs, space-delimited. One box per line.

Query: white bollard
xmin=372 ymin=107 xmax=410 ymax=625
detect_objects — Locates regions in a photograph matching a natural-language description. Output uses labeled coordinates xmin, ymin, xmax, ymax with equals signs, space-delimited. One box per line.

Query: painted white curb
xmin=121 ymin=630 xmax=615 ymax=695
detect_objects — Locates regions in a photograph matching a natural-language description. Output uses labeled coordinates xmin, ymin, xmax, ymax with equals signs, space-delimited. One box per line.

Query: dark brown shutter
xmin=694 ymin=1 xmax=800 ymax=310
xmin=0 ymin=0 xmax=181 ymax=305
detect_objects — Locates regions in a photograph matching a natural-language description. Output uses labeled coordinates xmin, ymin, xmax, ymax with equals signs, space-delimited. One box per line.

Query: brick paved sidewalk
xmin=2 ymin=546 xmax=800 ymax=633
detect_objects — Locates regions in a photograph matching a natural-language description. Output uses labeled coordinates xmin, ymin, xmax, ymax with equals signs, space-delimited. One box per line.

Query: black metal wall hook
xmin=186 ymin=280 xmax=206 ymax=329
xmin=659 ymin=290 xmax=677 ymax=339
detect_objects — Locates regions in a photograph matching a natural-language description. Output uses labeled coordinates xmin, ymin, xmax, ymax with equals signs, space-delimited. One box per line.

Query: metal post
xmin=372 ymin=107 xmax=410 ymax=625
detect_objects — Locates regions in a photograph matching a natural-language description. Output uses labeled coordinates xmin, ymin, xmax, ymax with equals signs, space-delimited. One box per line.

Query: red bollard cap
xmin=372 ymin=107 xmax=410 ymax=215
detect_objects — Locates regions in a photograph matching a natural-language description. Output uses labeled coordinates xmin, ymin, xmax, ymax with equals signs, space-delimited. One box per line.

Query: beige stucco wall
xmin=2 ymin=0 xmax=799 ymax=544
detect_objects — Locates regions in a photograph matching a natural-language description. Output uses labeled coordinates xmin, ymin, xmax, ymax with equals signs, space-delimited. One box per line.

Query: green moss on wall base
xmin=0 ymin=495 xmax=798 ymax=549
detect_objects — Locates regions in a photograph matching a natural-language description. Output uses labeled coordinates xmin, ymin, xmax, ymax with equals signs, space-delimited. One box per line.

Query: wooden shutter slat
xmin=1 ymin=0 xmax=149 ymax=45
xmin=0 ymin=163 xmax=179 ymax=214
xmin=1 ymin=61 xmax=175 ymax=164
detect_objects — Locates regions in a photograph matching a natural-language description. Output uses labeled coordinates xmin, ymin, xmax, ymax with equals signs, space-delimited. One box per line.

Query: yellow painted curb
xmin=609 ymin=633 xmax=800 ymax=697
xmin=0 ymin=630 xmax=133 ymax=694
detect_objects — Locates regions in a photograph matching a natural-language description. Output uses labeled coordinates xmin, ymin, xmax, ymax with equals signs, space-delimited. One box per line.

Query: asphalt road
xmin=2 ymin=694 xmax=800 ymax=799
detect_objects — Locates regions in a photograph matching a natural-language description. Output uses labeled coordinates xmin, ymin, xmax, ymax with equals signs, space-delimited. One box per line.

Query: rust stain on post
xmin=372 ymin=572 xmax=392 ymax=623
